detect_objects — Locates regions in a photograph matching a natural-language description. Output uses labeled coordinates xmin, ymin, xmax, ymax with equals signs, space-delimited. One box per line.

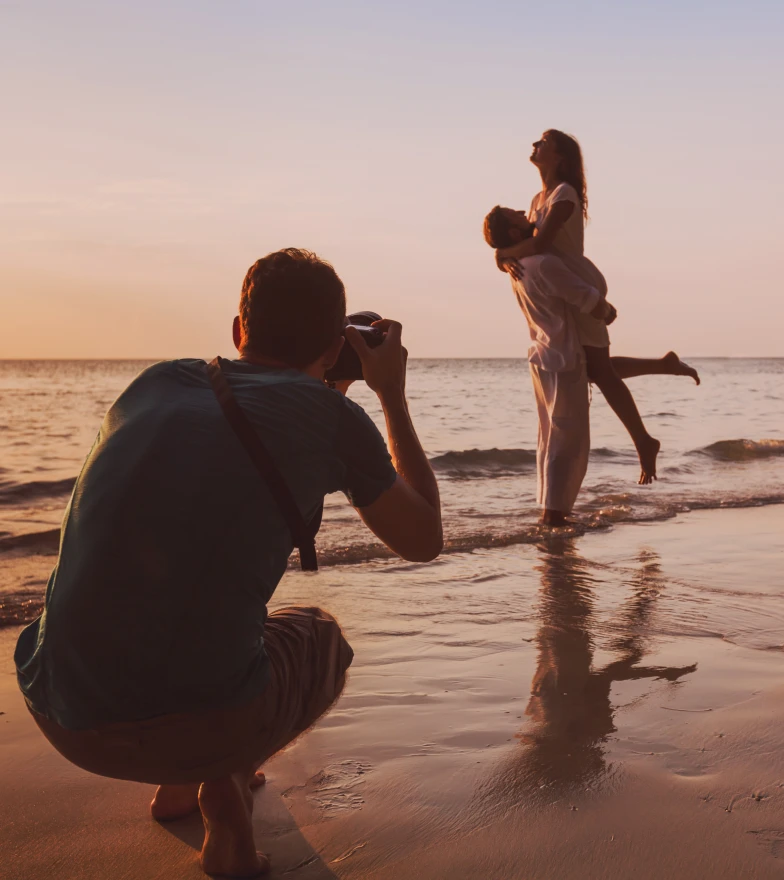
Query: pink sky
xmin=2 ymin=2 xmax=782 ymax=358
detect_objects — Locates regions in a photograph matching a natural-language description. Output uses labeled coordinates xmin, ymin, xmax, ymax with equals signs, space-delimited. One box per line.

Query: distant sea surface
xmin=1 ymin=358 xmax=782 ymax=596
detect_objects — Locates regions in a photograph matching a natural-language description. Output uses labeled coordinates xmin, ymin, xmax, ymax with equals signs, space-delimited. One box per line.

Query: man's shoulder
xmin=337 ymin=392 xmax=377 ymax=427
xmin=131 ymin=358 xmax=206 ymax=384
xmin=108 ymin=360 xmax=210 ymax=416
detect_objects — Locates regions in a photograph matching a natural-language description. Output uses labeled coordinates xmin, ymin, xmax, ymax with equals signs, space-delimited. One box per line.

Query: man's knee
xmin=278 ymin=605 xmax=353 ymax=672
xmin=273 ymin=604 xmax=334 ymax=623
xmin=318 ymin=611 xmax=353 ymax=676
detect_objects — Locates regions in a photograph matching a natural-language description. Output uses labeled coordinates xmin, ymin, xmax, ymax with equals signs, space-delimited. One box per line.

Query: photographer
xmin=14 ymin=248 xmax=442 ymax=878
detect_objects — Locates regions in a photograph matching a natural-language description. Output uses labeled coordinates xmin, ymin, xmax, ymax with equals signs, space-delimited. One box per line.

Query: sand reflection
xmin=493 ymin=539 xmax=696 ymax=802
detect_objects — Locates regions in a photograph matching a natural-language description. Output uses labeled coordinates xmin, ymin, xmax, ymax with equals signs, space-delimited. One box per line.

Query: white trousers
xmin=529 ymin=361 xmax=590 ymax=514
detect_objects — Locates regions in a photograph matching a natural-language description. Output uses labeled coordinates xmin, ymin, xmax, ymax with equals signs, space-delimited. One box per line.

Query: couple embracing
xmin=484 ymin=129 xmax=700 ymax=525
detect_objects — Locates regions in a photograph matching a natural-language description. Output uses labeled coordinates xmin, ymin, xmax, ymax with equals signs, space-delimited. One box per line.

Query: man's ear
xmin=232 ymin=316 xmax=242 ymax=352
xmin=321 ymin=335 xmax=345 ymax=371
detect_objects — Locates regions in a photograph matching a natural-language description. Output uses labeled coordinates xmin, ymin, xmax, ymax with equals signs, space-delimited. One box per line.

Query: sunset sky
xmin=2 ymin=1 xmax=782 ymax=359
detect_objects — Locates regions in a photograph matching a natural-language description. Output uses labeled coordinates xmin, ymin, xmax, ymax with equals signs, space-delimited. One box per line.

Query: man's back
xmin=15 ymin=358 xmax=395 ymax=730
xmin=511 ymin=254 xmax=590 ymax=373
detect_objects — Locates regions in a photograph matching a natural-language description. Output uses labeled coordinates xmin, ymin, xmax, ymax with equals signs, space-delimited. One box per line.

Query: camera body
xmin=325 ymin=311 xmax=384 ymax=382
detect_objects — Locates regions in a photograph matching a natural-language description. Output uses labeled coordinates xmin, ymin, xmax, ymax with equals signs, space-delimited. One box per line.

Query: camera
xmin=325 ymin=311 xmax=385 ymax=382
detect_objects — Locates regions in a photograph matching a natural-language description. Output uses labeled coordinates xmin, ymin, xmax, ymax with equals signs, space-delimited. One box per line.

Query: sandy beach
xmin=3 ymin=504 xmax=784 ymax=878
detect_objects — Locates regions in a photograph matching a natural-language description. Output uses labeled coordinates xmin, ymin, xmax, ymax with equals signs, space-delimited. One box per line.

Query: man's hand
xmin=496 ymin=252 xmax=526 ymax=283
xmin=506 ymin=261 xmax=525 ymax=283
xmin=345 ymin=319 xmax=407 ymax=400
xmin=591 ymin=299 xmax=618 ymax=325
xmin=346 ymin=317 xmax=443 ymax=563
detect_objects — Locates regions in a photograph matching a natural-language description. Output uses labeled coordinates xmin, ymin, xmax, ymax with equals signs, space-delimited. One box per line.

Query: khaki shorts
xmin=29 ymin=606 xmax=353 ymax=785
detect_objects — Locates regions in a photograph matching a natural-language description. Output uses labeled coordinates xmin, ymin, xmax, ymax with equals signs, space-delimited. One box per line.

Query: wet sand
xmin=3 ymin=505 xmax=784 ymax=879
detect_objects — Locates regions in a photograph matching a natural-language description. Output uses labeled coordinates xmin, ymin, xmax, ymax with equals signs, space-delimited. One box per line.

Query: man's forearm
xmin=378 ymin=390 xmax=440 ymax=512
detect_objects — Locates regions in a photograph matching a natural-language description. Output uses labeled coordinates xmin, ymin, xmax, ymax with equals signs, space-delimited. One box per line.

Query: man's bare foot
xmin=541 ymin=509 xmax=569 ymax=526
xmin=151 ymin=783 xmax=201 ymax=822
xmin=637 ymin=435 xmax=661 ymax=485
xmin=663 ymin=351 xmax=700 ymax=385
xmin=199 ymin=773 xmax=270 ymax=878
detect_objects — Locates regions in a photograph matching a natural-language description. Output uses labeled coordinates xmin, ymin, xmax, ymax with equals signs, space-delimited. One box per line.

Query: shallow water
xmin=1 ymin=357 xmax=781 ymax=569
xmin=260 ymin=506 xmax=784 ymax=878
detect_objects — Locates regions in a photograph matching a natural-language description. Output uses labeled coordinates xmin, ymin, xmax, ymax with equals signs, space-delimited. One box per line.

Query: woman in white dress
xmin=496 ymin=129 xmax=699 ymax=485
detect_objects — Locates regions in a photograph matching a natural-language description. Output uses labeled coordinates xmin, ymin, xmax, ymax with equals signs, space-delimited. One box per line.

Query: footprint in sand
xmin=748 ymin=829 xmax=784 ymax=860
xmin=285 ymin=760 xmax=372 ymax=817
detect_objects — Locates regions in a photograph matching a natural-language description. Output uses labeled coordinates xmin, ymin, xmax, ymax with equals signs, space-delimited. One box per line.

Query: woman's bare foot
xmin=637 ymin=435 xmax=661 ymax=485
xmin=663 ymin=351 xmax=700 ymax=385
xmin=199 ymin=773 xmax=270 ymax=878
xmin=151 ymin=783 xmax=201 ymax=822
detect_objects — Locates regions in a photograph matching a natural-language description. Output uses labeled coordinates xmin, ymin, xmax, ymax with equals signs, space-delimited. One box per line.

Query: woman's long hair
xmin=545 ymin=129 xmax=588 ymax=221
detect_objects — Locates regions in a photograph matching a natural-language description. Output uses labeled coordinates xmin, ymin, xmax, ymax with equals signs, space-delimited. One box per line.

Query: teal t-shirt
xmin=14 ymin=359 xmax=396 ymax=730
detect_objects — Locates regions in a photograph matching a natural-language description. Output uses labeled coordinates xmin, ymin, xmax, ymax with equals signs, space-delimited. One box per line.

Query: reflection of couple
xmin=484 ymin=130 xmax=700 ymax=525
xmin=490 ymin=542 xmax=696 ymax=801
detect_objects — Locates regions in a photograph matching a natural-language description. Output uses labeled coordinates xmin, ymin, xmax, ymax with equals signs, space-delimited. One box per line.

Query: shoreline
xmin=3 ymin=499 xmax=784 ymax=629
xmin=3 ymin=505 xmax=784 ymax=878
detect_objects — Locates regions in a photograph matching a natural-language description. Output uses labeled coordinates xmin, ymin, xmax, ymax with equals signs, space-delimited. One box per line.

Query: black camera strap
xmin=206 ymin=356 xmax=322 ymax=571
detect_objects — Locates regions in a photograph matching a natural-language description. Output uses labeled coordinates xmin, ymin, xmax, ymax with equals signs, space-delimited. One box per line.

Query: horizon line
xmin=2 ymin=355 xmax=784 ymax=363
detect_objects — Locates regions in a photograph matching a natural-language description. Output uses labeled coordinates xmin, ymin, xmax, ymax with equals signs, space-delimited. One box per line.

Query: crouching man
xmin=15 ymin=248 xmax=442 ymax=877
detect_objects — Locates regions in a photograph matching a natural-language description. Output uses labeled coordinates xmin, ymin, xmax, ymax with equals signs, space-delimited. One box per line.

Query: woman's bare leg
xmin=584 ymin=346 xmax=660 ymax=485
xmin=611 ymin=351 xmax=700 ymax=385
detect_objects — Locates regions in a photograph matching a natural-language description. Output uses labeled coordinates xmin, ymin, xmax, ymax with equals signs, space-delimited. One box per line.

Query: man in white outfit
xmin=483 ymin=206 xmax=616 ymax=525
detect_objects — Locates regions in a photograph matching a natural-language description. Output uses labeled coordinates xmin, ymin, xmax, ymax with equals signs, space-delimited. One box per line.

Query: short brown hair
xmin=483 ymin=206 xmax=516 ymax=249
xmin=239 ymin=248 xmax=346 ymax=368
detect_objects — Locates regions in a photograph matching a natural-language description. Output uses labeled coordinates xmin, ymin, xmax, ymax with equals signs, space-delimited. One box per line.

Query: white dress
xmin=529 ymin=183 xmax=611 ymax=349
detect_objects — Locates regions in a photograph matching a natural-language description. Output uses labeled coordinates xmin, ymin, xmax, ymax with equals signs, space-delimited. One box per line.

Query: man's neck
xmin=238 ymin=351 xmax=291 ymax=369
xmin=238 ymin=350 xmax=324 ymax=382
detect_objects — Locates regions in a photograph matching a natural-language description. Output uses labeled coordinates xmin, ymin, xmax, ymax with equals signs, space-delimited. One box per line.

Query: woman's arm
xmin=496 ymin=200 xmax=575 ymax=261
xmin=496 ymin=236 xmax=538 ymax=262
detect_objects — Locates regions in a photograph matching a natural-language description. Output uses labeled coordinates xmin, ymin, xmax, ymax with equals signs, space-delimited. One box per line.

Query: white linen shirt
xmin=511 ymin=254 xmax=601 ymax=372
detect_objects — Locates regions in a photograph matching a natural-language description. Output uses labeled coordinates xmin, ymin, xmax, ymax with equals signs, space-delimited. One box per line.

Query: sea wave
xmin=5 ymin=437 xmax=778 ymax=507
xmin=591 ymin=447 xmax=635 ymax=459
xmin=429 ymin=448 xmax=537 ymax=477
xmin=430 ymin=446 xmax=639 ymax=478
xmin=0 ymin=477 xmax=76 ymax=505
xmin=305 ymin=492 xmax=784 ymax=568
xmin=695 ymin=438 xmax=784 ymax=462
xmin=0 ymin=529 xmax=60 ymax=553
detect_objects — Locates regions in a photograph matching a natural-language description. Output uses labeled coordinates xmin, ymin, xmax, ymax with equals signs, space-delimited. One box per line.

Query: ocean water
xmin=0 ymin=357 xmax=782 ymax=622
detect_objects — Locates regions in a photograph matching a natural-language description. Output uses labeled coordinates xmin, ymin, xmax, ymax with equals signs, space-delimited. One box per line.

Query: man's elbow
xmin=400 ymin=529 xmax=444 ymax=563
